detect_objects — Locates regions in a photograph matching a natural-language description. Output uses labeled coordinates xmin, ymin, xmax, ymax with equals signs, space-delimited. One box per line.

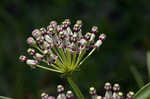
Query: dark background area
xmin=0 ymin=0 xmax=150 ymax=99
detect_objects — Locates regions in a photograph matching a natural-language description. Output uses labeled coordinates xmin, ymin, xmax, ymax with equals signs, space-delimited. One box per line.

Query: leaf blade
xmin=134 ymin=82 xmax=150 ymax=99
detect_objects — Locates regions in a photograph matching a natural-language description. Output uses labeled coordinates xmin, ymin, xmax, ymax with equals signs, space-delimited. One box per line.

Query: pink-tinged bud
xmin=26 ymin=59 xmax=37 ymax=68
xmin=27 ymin=37 xmax=36 ymax=46
xmin=35 ymin=53 xmax=44 ymax=60
xmin=91 ymin=26 xmax=98 ymax=34
xmin=89 ymin=87 xmax=97 ymax=96
xmin=27 ymin=48 xmax=35 ymax=56
xmin=113 ymin=84 xmax=120 ymax=92
xmin=57 ymin=85 xmax=64 ymax=94
xmin=118 ymin=92 xmax=123 ymax=99
xmin=104 ymin=82 xmax=112 ymax=91
xmin=66 ymin=91 xmax=73 ymax=99
xmin=99 ymin=33 xmax=106 ymax=41
xmin=73 ymin=24 xmax=80 ymax=32
xmin=126 ymin=91 xmax=134 ymax=99
xmin=32 ymin=29 xmax=41 ymax=38
xmin=41 ymin=92 xmax=49 ymax=99
xmin=50 ymin=21 xmax=57 ymax=28
xmin=40 ymin=27 xmax=47 ymax=35
xmin=65 ymin=19 xmax=71 ymax=27
xmin=79 ymin=39 xmax=87 ymax=46
xmin=84 ymin=32 xmax=91 ymax=41
xmin=94 ymin=40 xmax=102 ymax=48
xmin=57 ymin=25 xmax=63 ymax=32
xmin=94 ymin=34 xmax=106 ymax=48
xmin=36 ymin=36 xmax=44 ymax=44
xmin=19 ymin=55 xmax=27 ymax=63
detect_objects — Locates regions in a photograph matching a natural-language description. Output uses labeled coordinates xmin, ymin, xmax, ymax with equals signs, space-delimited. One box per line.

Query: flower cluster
xmin=41 ymin=82 xmax=134 ymax=99
xmin=19 ymin=19 xmax=106 ymax=74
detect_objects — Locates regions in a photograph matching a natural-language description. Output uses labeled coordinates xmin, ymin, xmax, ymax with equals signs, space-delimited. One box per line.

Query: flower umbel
xmin=19 ymin=19 xmax=106 ymax=75
xmin=40 ymin=82 xmax=134 ymax=99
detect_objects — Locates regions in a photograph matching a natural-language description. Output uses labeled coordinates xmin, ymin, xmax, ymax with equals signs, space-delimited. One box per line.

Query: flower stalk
xmin=67 ymin=76 xmax=85 ymax=99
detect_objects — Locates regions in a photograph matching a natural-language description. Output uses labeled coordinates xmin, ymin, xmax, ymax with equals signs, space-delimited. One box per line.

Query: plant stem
xmin=67 ymin=76 xmax=85 ymax=99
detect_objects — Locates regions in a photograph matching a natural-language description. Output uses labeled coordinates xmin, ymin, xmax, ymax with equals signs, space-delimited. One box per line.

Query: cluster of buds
xmin=19 ymin=19 xmax=106 ymax=74
xmin=89 ymin=82 xmax=134 ymax=99
xmin=41 ymin=85 xmax=73 ymax=99
xmin=40 ymin=82 xmax=134 ymax=99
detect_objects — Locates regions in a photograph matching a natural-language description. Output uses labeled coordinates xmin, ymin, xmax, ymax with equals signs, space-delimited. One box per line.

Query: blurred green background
xmin=0 ymin=0 xmax=150 ymax=99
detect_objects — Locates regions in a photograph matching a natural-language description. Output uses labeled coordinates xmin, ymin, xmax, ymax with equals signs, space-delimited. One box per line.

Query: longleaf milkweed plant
xmin=19 ymin=19 xmax=106 ymax=99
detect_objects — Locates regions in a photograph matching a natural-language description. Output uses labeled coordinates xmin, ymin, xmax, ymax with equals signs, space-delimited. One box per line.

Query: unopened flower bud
xmin=36 ymin=36 xmax=44 ymax=44
xmin=104 ymin=82 xmax=112 ymax=91
xmin=35 ymin=53 xmax=44 ymax=60
xmin=126 ymin=91 xmax=134 ymax=99
xmin=73 ymin=24 xmax=80 ymax=32
xmin=89 ymin=33 xmax=95 ymax=42
xmin=57 ymin=85 xmax=64 ymax=94
xmin=79 ymin=39 xmax=87 ymax=46
xmin=94 ymin=40 xmax=102 ymax=48
xmin=76 ymin=20 xmax=82 ymax=25
xmin=32 ymin=29 xmax=41 ymax=38
xmin=66 ymin=90 xmax=73 ymax=99
xmin=41 ymin=92 xmax=49 ymax=99
xmin=113 ymin=84 xmax=120 ymax=92
xmin=84 ymin=32 xmax=91 ymax=41
xmin=65 ymin=19 xmax=71 ymax=27
xmin=62 ymin=21 xmax=68 ymax=29
xmin=19 ymin=55 xmax=27 ymax=63
xmin=40 ymin=27 xmax=47 ymax=35
xmin=27 ymin=37 xmax=36 ymax=46
xmin=118 ymin=92 xmax=123 ymax=99
xmin=89 ymin=87 xmax=97 ymax=96
xmin=50 ymin=21 xmax=57 ymax=28
xmin=91 ymin=26 xmax=98 ymax=34
xmin=99 ymin=33 xmax=106 ymax=41
xmin=26 ymin=59 xmax=37 ymax=68
xmin=57 ymin=25 xmax=63 ymax=32
xmin=94 ymin=33 xmax=106 ymax=48
xmin=27 ymin=48 xmax=35 ymax=56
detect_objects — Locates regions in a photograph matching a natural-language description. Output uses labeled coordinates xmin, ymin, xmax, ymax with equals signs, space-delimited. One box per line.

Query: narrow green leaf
xmin=0 ymin=96 xmax=12 ymax=99
xmin=147 ymin=51 xmax=150 ymax=80
xmin=134 ymin=82 xmax=150 ymax=99
xmin=130 ymin=66 xmax=144 ymax=88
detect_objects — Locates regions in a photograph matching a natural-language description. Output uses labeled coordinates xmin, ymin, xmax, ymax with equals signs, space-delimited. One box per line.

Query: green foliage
xmin=130 ymin=66 xmax=144 ymax=88
xmin=134 ymin=82 xmax=150 ymax=99
xmin=0 ymin=96 xmax=12 ymax=99
xmin=147 ymin=51 xmax=150 ymax=79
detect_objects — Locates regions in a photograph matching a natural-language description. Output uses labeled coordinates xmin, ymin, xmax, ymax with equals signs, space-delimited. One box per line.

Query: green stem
xmin=67 ymin=76 xmax=85 ymax=99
